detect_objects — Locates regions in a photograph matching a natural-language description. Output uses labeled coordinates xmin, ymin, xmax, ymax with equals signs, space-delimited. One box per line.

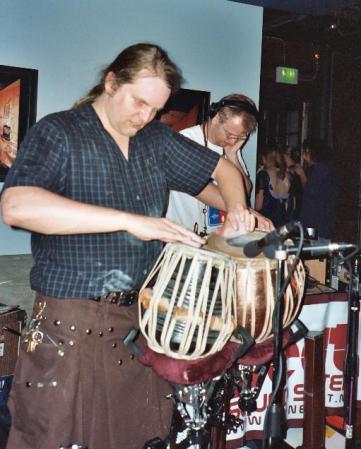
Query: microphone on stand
xmin=286 ymin=241 xmax=357 ymax=258
xmin=263 ymin=240 xmax=357 ymax=260
xmin=241 ymin=221 xmax=299 ymax=258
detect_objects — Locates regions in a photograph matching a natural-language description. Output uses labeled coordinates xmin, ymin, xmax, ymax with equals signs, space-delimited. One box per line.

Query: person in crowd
xmin=0 ymin=43 xmax=255 ymax=449
xmin=166 ymin=93 xmax=274 ymax=235
xmin=300 ymin=138 xmax=339 ymax=239
xmin=255 ymin=145 xmax=296 ymax=227
xmin=283 ymin=145 xmax=307 ymax=187
xmin=282 ymin=145 xmax=307 ymax=218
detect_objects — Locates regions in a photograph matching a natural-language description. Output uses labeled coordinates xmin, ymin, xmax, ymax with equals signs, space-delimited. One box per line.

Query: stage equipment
xmin=344 ymin=256 xmax=360 ymax=448
xmin=139 ymin=243 xmax=238 ymax=360
xmin=136 ymin=243 xmax=252 ymax=447
xmin=134 ymin=233 xmax=307 ymax=448
xmin=228 ymin=222 xmax=360 ymax=449
xmin=241 ymin=222 xmax=299 ymax=258
xmin=301 ymin=331 xmax=326 ymax=449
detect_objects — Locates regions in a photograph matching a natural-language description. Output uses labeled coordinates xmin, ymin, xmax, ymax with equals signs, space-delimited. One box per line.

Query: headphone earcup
xmin=209 ymin=102 xmax=219 ymax=118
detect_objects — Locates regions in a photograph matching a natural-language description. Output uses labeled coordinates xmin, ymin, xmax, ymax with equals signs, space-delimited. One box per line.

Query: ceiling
xmin=229 ymin=0 xmax=361 ymax=57
xmin=228 ymin=0 xmax=361 ymax=15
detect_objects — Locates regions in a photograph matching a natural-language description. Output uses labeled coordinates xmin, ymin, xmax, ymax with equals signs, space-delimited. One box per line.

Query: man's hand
xmin=250 ymin=209 xmax=274 ymax=231
xmin=223 ymin=140 xmax=241 ymax=164
xmin=127 ymin=215 xmax=206 ymax=248
xmin=214 ymin=203 xmax=255 ymax=238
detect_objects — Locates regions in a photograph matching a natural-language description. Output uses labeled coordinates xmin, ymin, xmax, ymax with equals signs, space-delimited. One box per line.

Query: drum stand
xmin=171 ymin=380 xmax=218 ymax=448
xmin=170 ymin=369 xmax=246 ymax=449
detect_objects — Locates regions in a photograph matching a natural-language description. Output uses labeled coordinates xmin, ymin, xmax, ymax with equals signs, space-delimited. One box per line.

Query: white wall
xmin=0 ymin=0 xmax=263 ymax=255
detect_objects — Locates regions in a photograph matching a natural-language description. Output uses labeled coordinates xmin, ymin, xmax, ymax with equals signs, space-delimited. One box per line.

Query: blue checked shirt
xmin=3 ymin=104 xmax=219 ymax=298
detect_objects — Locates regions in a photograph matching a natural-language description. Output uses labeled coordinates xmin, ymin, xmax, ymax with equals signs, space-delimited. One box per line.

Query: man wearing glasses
xmin=167 ymin=93 xmax=273 ymax=235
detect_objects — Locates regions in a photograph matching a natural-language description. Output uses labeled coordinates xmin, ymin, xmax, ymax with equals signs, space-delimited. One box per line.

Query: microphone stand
xmin=262 ymin=241 xmax=293 ymax=449
xmin=344 ymin=257 xmax=360 ymax=449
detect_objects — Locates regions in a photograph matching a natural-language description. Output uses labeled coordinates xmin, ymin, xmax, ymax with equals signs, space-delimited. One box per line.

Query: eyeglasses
xmin=222 ymin=124 xmax=249 ymax=142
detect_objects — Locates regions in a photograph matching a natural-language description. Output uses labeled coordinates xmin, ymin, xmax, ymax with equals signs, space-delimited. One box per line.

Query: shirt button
xmin=136 ymin=195 xmax=140 ymax=201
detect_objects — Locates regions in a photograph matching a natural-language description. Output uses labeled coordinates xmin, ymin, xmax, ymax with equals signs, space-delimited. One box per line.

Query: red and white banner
xmin=226 ymin=292 xmax=351 ymax=448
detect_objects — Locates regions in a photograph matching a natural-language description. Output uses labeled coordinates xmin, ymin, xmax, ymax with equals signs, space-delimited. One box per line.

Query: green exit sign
xmin=276 ymin=66 xmax=298 ymax=85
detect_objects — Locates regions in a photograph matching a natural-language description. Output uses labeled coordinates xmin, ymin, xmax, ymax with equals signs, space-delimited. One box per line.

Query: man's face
xmin=212 ymin=114 xmax=250 ymax=150
xmin=104 ymin=69 xmax=171 ymax=137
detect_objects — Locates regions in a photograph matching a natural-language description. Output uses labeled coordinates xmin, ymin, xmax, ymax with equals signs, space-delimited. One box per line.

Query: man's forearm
xmin=195 ymin=183 xmax=226 ymax=210
xmin=1 ymin=186 xmax=206 ymax=247
xmin=1 ymin=186 xmax=131 ymax=235
xmin=211 ymin=158 xmax=248 ymax=210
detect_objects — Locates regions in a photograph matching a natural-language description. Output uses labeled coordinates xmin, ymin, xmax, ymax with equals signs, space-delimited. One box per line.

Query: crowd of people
xmin=255 ymin=139 xmax=338 ymax=240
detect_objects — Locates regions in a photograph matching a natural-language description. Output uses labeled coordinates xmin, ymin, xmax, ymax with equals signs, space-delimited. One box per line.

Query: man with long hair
xmin=1 ymin=43 xmax=254 ymax=449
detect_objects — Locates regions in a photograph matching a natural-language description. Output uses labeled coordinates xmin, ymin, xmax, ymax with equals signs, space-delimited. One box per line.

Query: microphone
xmin=287 ymin=242 xmax=357 ymax=258
xmin=241 ymin=221 xmax=299 ymax=258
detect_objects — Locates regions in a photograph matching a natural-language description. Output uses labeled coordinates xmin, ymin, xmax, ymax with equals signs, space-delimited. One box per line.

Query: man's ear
xmin=104 ymin=72 xmax=118 ymax=96
xmin=212 ymin=112 xmax=221 ymax=125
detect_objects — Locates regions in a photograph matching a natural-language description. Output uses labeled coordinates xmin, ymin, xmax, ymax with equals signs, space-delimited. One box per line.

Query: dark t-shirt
xmin=2 ymin=104 xmax=219 ymax=298
xmin=300 ymin=162 xmax=338 ymax=239
xmin=256 ymin=169 xmax=296 ymax=228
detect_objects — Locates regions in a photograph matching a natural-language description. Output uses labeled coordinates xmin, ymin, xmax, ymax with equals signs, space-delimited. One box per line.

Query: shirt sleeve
xmin=2 ymin=115 xmax=68 ymax=195
xmin=152 ymin=122 xmax=220 ymax=196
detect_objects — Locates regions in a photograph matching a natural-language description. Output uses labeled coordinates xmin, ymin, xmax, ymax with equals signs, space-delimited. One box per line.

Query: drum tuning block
xmin=232 ymin=326 xmax=255 ymax=360
xmin=123 ymin=327 xmax=143 ymax=357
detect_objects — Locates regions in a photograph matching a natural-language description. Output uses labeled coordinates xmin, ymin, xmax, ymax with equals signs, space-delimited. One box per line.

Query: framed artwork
xmin=0 ymin=65 xmax=38 ymax=181
xmin=157 ymin=88 xmax=210 ymax=131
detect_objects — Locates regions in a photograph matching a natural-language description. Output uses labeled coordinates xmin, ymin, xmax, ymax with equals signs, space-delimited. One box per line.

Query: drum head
xmin=206 ymin=231 xmax=268 ymax=260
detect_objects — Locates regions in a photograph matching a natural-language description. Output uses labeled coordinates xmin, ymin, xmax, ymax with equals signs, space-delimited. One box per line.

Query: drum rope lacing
xmin=139 ymin=243 xmax=237 ymax=360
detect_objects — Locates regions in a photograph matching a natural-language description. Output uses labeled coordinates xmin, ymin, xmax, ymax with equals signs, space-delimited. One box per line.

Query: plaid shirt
xmin=3 ymin=104 xmax=219 ymax=298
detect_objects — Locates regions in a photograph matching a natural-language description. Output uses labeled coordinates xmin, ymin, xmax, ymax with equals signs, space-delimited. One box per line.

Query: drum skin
xmin=206 ymin=232 xmax=305 ymax=343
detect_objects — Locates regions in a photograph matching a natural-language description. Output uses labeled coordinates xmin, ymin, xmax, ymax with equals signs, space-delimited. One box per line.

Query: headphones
xmin=209 ymin=99 xmax=259 ymax=122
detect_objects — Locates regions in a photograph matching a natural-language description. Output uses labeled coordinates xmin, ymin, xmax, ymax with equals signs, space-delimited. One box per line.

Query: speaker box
xmin=0 ymin=304 xmax=26 ymax=376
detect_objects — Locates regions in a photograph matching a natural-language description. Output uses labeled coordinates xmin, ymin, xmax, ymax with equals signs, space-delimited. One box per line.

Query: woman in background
xmin=255 ymin=145 xmax=296 ymax=227
xmin=283 ymin=145 xmax=307 ymax=219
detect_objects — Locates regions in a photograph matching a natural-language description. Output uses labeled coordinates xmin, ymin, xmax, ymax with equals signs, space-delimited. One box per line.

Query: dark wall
xmin=331 ymin=52 xmax=361 ymax=243
xmin=259 ymin=36 xmax=361 ymax=243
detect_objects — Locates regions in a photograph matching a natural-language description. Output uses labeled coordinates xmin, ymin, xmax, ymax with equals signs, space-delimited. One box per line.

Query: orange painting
xmin=157 ymin=88 xmax=210 ymax=132
xmin=0 ymin=79 xmax=20 ymax=168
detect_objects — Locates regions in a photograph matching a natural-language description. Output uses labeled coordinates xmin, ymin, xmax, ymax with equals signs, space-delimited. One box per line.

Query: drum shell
xmin=206 ymin=233 xmax=305 ymax=343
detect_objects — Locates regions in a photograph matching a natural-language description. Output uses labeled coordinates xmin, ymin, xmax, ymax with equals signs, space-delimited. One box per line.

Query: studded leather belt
xmin=93 ymin=290 xmax=139 ymax=306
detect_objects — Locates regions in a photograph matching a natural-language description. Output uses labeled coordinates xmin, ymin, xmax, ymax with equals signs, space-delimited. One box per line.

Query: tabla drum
xmin=206 ymin=231 xmax=305 ymax=344
xmin=139 ymin=242 xmax=237 ymax=360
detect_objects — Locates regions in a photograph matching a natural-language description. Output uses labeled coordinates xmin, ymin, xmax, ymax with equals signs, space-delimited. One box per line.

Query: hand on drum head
xmin=127 ymin=215 xmax=206 ymax=248
xmin=215 ymin=204 xmax=255 ymax=239
xmin=249 ymin=209 xmax=275 ymax=232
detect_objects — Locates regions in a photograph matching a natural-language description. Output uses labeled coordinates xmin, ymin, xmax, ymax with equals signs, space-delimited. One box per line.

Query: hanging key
xmin=26 ymin=330 xmax=44 ymax=353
